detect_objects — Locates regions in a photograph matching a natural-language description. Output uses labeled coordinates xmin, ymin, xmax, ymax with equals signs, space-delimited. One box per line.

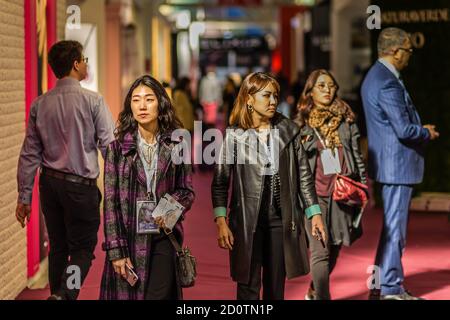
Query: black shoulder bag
xmin=165 ymin=231 xmax=197 ymax=288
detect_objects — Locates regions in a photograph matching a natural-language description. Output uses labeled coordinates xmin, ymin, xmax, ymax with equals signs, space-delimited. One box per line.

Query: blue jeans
xmin=375 ymin=184 xmax=413 ymax=295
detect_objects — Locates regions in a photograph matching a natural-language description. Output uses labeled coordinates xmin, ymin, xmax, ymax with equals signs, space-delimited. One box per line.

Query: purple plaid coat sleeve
xmin=102 ymin=142 xmax=130 ymax=261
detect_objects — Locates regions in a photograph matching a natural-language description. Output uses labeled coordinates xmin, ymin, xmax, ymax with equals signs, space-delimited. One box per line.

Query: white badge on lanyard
xmin=136 ymin=197 xmax=159 ymax=234
xmin=136 ymin=135 xmax=160 ymax=234
xmin=320 ymin=148 xmax=341 ymax=175
xmin=136 ymin=175 xmax=159 ymax=234
xmin=313 ymin=128 xmax=341 ymax=176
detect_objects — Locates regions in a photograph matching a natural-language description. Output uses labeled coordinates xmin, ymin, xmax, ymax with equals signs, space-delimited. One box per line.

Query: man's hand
xmin=311 ymin=215 xmax=327 ymax=244
xmin=15 ymin=203 xmax=31 ymax=228
xmin=424 ymin=124 xmax=440 ymax=140
xmin=216 ymin=217 xmax=234 ymax=250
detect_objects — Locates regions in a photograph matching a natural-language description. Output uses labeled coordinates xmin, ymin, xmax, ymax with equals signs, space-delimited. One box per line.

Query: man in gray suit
xmin=361 ymin=28 xmax=439 ymax=300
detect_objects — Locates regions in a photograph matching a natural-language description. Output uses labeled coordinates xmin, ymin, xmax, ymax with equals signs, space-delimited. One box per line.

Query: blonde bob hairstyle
xmin=229 ymin=72 xmax=280 ymax=130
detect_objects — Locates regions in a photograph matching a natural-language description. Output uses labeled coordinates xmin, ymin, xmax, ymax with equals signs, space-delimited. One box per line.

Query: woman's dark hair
xmin=48 ymin=41 xmax=83 ymax=79
xmin=115 ymin=75 xmax=183 ymax=141
xmin=294 ymin=69 xmax=355 ymax=128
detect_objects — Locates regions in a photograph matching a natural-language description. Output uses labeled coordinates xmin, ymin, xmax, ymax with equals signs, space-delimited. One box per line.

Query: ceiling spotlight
xmin=159 ymin=4 xmax=174 ymax=16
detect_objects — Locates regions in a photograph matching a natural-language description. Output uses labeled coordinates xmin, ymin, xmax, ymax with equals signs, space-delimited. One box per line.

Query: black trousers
xmin=145 ymin=233 xmax=178 ymax=300
xmin=237 ymin=224 xmax=286 ymax=300
xmin=39 ymin=174 xmax=100 ymax=300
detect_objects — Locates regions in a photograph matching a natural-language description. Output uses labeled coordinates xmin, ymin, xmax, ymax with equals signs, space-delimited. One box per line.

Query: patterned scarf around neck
xmin=308 ymin=104 xmax=345 ymax=150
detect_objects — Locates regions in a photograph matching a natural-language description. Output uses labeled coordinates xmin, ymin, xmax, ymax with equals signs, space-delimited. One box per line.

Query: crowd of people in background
xmin=170 ymin=66 xmax=309 ymax=141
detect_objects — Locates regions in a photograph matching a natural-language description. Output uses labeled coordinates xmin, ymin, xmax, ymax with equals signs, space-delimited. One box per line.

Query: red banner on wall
xmin=24 ymin=0 xmax=57 ymax=279
xmin=25 ymin=0 xmax=39 ymax=279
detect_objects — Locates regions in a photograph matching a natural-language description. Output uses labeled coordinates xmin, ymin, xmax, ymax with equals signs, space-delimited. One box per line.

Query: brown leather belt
xmin=41 ymin=167 xmax=97 ymax=187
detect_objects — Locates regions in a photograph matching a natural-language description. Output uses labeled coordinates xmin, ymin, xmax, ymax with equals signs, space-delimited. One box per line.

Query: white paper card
xmin=152 ymin=194 xmax=185 ymax=231
xmin=320 ymin=148 xmax=341 ymax=175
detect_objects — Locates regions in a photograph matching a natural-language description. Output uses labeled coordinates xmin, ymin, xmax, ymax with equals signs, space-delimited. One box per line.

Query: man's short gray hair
xmin=377 ymin=27 xmax=410 ymax=57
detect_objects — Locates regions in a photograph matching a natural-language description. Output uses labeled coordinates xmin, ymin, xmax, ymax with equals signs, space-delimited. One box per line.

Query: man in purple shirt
xmin=15 ymin=41 xmax=115 ymax=300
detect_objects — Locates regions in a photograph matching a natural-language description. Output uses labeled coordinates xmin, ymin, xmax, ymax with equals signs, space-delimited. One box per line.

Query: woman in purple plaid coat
xmin=99 ymin=75 xmax=195 ymax=300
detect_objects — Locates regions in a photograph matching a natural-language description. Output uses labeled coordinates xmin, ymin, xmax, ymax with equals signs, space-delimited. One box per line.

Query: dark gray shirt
xmin=17 ymin=77 xmax=115 ymax=204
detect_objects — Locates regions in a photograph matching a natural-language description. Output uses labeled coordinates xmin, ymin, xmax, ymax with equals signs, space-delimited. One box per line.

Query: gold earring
xmin=248 ymin=105 xmax=254 ymax=113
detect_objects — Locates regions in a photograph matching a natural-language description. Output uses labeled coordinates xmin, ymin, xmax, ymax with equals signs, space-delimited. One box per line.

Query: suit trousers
xmin=375 ymin=184 xmax=413 ymax=295
xmin=39 ymin=174 xmax=100 ymax=300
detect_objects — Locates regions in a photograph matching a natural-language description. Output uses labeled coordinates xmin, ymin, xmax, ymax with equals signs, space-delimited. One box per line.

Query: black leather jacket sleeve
xmin=350 ymin=123 xmax=367 ymax=185
xmin=294 ymin=134 xmax=319 ymax=209
xmin=211 ymin=135 xmax=233 ymax=209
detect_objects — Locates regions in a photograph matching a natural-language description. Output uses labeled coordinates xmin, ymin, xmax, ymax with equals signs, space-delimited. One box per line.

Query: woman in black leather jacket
xmin=211 ymin=72 xmax=326 ymax=300
xmin=294 ymin=70 xmax=367 ymax=300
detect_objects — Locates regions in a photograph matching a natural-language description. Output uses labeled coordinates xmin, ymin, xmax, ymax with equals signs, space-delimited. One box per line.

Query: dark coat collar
xmin=300 ymin=121 xmax=351 ymax=152
xmin=271 ymin=113 xmax=300 ymax=151
xmin=228 ymin=112 xmax=300 ymax=151
xmin=299 ymin=124 xmax=314 ymax=136
xmin=299 ymin=124 xmax=316 ymax=151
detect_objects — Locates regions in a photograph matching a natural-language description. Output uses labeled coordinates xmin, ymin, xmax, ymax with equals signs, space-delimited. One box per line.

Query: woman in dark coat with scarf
xmin=294 ymin=69 xmax=367 ymax=300
xmin=211 ymin=72 xmax=326 ymax=300
xmin=100 ymin=75 xmax=195 ymax=300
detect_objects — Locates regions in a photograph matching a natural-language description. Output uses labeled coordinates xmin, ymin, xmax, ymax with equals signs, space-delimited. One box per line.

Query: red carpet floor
xmin=16 ymin=170 xmax=450 ymax=300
